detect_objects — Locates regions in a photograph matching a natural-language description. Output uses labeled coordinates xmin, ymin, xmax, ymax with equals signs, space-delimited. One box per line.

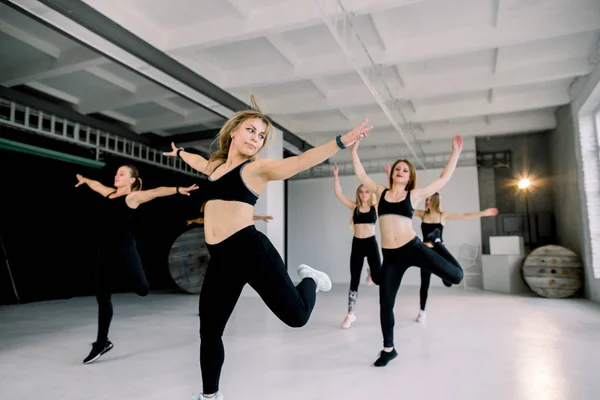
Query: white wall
xmin=244 ymin=127 xmax=284 ymax=298
xmin=287 ymin=166 xmax=482 ymax=287
xmin=255 ymin=127 xmax=285 ymax=259
xmin=551 ymin=54 xmax=600 ymax=303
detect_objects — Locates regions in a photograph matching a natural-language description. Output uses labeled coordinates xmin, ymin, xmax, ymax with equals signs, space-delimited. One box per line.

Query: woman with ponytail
xmin=164 ymin=96 xmax=373 ymax=400
xmin=331 ymin=163 xmax=381 ymax=329
xmin=75 ymin=164 xmax=198 ymax=364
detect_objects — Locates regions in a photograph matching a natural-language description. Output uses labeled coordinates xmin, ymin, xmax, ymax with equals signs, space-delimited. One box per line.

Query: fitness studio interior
xmin=1 ymin=1 xmax=600 ymax=399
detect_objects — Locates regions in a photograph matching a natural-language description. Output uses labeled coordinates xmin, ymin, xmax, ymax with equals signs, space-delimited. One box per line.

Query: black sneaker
xmin=83 ymin=340 xmax=114 ymax=364
xmin=425 ymin=228 xmax=442 ymax=244
xmin=374 ymin=348 xmax=398 ymax=367
xmin=442 ymin=279 xmax=453 ymax=287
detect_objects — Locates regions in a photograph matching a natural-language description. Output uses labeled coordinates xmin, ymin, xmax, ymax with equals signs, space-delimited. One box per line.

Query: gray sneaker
xmin=297 ymin=264 xmax=332 ymax=292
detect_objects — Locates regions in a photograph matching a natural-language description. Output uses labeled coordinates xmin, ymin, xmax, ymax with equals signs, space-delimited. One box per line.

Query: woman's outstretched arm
xmin=127 ymin=184 xmax=199 ymax=208
xmin=75 ymin=174 xmax=114 ymax=197
xmin=444 ymin=208 xmax=499 ymax=221
xmin=332 ymin=163 xmax=356 ymax=210
xmin=163 ymin=143 xmax=212 ymax=175
xmin=412 ymin=135 xmax=463 ymax=205
xmin=258 ymin=119 xmax=373 ymax=182
xmin=351 ymin=141 xmax=386 ymax=197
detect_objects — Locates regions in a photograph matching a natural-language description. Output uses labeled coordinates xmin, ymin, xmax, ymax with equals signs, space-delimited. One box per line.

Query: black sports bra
xmin=204 ymin=160 xmax=258 ymax=206
xmin=421 ymin=212 xmax=444 ymax=240
xmin=377 ymin=189 xmax=414 ymax=219
xmin=352 ymin=206 xmax=377 ymax=224
xmin=96 ymin=191 xmax=136 ymax=237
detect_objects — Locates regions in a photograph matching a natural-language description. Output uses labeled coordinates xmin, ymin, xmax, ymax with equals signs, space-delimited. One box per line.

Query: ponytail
xmin=132 ymin=177 xmax=142 ymax=191
xmin=124 ymin=164 xmax=142 ymax=191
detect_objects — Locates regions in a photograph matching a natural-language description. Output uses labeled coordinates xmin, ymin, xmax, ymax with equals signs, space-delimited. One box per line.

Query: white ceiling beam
xmin=100 ymin=110 xmax=137 ymax=126
xmin=491 ymin=0 xmax=500 ymax=29
xmin=311 ymin=78 xmax=333 ymax=98
xmin=161 ymin=0 xmax=425 ymax=52
xmin=261 ymin=57 xmax=589 ymax=114
xmin=0 ymin=47 xmax=108 ymax=87
xmin=223 ymin=0 xmax=254 ymax=20
xmin=135 ymin=110 xmax=216 ymax=133
xmin=25 ymin=82 xmax=79 ymax=104
xmin=153 ymin=98 xmax=190 ymax=117
xmin=0 ymin=20 xmax=60 ymax=58
xmin=491 ymin=48 xmax=499 ymax=74
xmin=307 ymin=110 xmax=556 ymax=158
xmin=77 ymin=85 xmax=170 ymax=114
xmin=285 ymin=88 xmax=569 ymax=133
xmin=85 ymin=66 xmax=137 ymax=92
xmin=171 ymin=54 xmax=227 ymax=89
xmin=224 ymin=12 xmax=600 ymax=88
xmin=265 ymin=34 xmax=333 ymax=99
xmin=79 ymin=0 xmax=164 ymax=48
xmin=379 ymin=5 xmax=600 ymax=65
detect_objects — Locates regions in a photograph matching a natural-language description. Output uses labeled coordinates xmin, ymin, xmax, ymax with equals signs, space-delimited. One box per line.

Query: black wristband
xmin=176 ymin=148 xmax=184 ymax=158
xmin=176 ymin=186 xmax=180 ymax=194
xmin=335 ymin=135 xmax=346 ymax=150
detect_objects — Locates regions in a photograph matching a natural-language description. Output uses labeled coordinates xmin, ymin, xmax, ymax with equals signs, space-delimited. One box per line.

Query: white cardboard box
xmin=489 ymin=236 xmax=525 ymax=255
xmin=482 ymin=255 xmax=530 ymax=294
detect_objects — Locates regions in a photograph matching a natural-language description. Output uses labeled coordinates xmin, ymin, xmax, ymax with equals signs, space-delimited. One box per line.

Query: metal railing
xmin=0 ymin=98 xmax=202 ymax=177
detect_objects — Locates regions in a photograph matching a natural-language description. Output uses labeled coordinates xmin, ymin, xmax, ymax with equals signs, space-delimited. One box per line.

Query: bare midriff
xmin=379 ymin=215 xmax=417 ymax=249
xmin=353 ymin=223 xmax=376 ymax=239
xmin=203 ymin=200 xmax=256 ymax=245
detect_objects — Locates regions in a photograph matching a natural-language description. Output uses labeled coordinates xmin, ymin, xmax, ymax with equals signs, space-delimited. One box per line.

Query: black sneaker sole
xmin=83 ymin=343 xmax=114 ymax=364
xmin=374 ymin=350 xmax=398 ymax=367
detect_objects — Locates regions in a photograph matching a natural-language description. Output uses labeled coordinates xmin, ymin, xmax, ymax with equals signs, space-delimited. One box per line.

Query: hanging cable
xmin=314 ymin=0 xmax=427 ymax=169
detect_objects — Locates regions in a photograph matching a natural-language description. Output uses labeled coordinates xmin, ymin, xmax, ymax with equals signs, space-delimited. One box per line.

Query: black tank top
xmin=421 ymin=212 xmax=444 ymax=240
xmin=377 ymin=189 xmax=414 ymax=218
xmin=97 ymin=192 xmax=136 ymax=238
xmin=353 ymin=206 xmax=377 ymax=224
xmin=204 ymin=160 xmax=258 ymax=206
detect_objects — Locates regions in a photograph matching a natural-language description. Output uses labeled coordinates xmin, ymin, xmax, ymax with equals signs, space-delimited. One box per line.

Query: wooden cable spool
xmin=168 ymin=226 xmax=210 ymax=294
xmin=522 ymin=245 xmax=583 ymax=298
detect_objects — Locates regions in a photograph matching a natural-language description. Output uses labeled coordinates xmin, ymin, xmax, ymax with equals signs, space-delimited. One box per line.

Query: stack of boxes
xmin=481 ymin=236 xmax=531 ymax=294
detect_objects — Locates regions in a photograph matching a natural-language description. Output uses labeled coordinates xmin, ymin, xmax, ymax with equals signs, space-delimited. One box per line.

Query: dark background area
xmin=0 ymin=126 xmax=206 ymax=305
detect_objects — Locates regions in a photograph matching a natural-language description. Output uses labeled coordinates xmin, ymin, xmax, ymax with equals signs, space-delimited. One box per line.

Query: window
xmin=578 ymin=109 xmax=600 ymax=278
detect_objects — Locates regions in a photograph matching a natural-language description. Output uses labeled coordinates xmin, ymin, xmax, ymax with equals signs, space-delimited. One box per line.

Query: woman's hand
xmin=341 ymin=119 xmax=373 ymax=148
xmin=178 ymin=184 xmax=199 ymax=196
xmin=75 ymin=174 xmax=86 ymax=187
xmin=384 ymin=163 xmax=391 ymax=175
xmin=451 ymin=135 xmax=463 ymax=155
xmin=483 ymin=207 xmax=499 ymax=217
xmin=163 ymin=142 xmax=182 ymax=157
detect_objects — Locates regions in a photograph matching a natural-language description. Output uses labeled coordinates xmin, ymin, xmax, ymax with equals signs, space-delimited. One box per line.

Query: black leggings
xmin=380 ymin=236 xmax=463 ymax=348
xmin=419 ymin=242 xmax=460 ymax=310
xmin=95 ymin=234 xmax=149 ymax=343
xmin=348 ymin=236 xmax=381 ymax=312
xmin=199 ymin=226 xmax=317 ymax=394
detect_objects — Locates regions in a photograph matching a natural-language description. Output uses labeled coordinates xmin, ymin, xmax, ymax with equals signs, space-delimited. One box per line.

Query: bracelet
xmin=176 ymin=186 xmax=180 ymax=194
xmin=335 ymin=135 xmax=346 ymax=150
xmin=176 ymin=148 xmax=184 ymax=158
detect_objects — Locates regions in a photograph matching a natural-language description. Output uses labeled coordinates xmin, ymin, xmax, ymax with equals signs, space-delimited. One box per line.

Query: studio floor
xmin=1 ymin=284 xmax=600 ymax=400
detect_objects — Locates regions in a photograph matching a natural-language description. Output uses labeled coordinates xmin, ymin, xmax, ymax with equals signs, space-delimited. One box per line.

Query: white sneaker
xmin=297 ymin=264 xmax=332 ymax=292
xmin=341 ymin=313 xmax=357 ymax=328
xmin=365 ymin=269 xmax=373 ymax=286
xmin=193 ymin=392 xmax=223 ymax=400
xmin=416 ymin=310 xmax=426 ymax=323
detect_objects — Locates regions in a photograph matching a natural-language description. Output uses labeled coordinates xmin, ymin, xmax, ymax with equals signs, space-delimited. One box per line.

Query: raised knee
xmin=452 ymin=269 xmax=464 ymax=284
xmin=287 ymin=314 xmax=309 ymax=328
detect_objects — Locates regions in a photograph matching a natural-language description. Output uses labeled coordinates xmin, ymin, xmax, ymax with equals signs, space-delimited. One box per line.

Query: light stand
xmin=518 ymin=179 xmax=533 ymax=249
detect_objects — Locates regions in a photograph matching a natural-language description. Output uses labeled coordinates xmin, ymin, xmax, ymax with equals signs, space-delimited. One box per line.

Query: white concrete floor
xmin=1 ymin=285 xmax=600 ymax=400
